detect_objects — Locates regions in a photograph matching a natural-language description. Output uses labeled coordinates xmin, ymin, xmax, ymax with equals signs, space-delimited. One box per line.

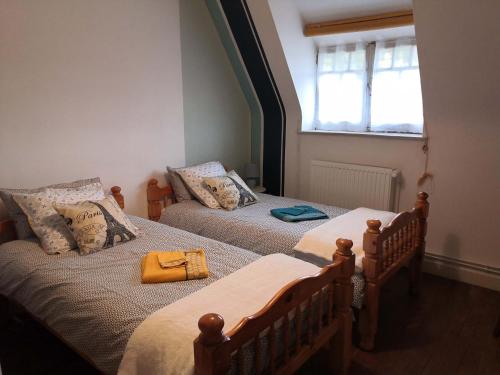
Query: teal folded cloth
xmin=270 ymin=205 xmax=329 ymax=222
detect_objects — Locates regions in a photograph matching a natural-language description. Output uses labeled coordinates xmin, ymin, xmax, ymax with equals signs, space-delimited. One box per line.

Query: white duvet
xmin=294 ymin=207 xmax=397 ymax=271
xmin=118 ymin=254 xmax=319 ymax=375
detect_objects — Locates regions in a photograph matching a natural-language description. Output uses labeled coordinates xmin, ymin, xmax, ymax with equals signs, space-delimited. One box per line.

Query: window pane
xmin=374 ymin=46 xmax=393 ymax=69
xmin=319 ymin=52 xmax=335 ymax=71
xmin=411 ymin=45 xmax=419 ymax=67
xmin=393 ymin=44 xmax=412 ymax=68
xmin=316 ymin=44 xmax=367 ymax=131
xmin=332 ymin=49 xmax=349 ymax=72
xmin=371 ymin=38 xmax=423 ymax=133
xmin=317 ymin=72 xmax=365 ymax=126
xmin=349 ymin=48 xmax=366 ymax=70
xmin=371 ymin=68 xmax=423 ymax=132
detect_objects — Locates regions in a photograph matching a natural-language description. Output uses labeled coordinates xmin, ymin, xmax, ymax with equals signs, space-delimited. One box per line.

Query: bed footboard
xmin=360 ymin=192 xmax=429 ymax=350
xmin=194 ymin=239 xmax=356 ymax=375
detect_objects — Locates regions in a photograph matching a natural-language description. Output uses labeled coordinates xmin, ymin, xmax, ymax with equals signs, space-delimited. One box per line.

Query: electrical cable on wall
xmin=417 ymin=120 xmax=434 ymax=190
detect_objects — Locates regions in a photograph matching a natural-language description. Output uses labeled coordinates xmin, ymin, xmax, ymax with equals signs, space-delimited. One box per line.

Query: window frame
xmin=313 ymin=37 xmax=423 ymax=135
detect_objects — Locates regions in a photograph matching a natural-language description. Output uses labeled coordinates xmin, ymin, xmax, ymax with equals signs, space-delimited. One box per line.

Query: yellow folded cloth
xmin=141 ymin=249 xmax=209 ymax=284
xmin=157 ymin=251 xmax=187 ymax=268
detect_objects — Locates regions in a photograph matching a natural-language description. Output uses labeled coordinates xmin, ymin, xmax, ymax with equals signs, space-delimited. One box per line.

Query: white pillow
xmin=13 ymin=182 xmax=105 ymax=254
xmin=54 ymin=196 xmax=139 ymax=255
xmin=175 ymin=161 xmax=226 ymax=208
xmin=204 ymin=170 xmax=258 ymax=210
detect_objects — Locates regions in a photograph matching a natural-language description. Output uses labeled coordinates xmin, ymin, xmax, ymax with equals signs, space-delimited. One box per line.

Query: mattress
xmin=160 ymin=193 xmax=350 ymax=257
xmin=0 ymin=216 xmax=260 ymax=374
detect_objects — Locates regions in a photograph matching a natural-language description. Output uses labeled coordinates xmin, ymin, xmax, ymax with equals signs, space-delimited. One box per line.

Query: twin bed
xmin=0 ymin=171 xmax=430 ymax=374
xmin=0 ymin=186 xmax=355 ymax=375
xmin=147 ymin=178 xmax=430 ymax=351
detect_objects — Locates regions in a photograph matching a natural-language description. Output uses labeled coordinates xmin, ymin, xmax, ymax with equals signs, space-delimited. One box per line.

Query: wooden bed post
xmin=193 ymin=313 xmax=230 ymax=375
xmin=0 ymin=220 xmax=17 ymax=244
xmin=111 ymin=186 xmax=125 ymax=209
xmin=331 ymin=239 xmax=355 ymax=374
xmin=147 ymin=179 xmax=174 ymax=221
xmin=409 ymin=192 xmax=429 ymax=295
xmin=359 ymin=220 xmax=382 ymax=351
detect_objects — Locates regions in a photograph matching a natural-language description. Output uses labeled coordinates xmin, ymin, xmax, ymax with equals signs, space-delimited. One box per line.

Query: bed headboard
xmin=0 ymin=185 xmax=125 ymax=245
xmin=0 ymin=220 xmax=17 ymax=244
xmin=147 ymin=179 xmax=175 ymax=222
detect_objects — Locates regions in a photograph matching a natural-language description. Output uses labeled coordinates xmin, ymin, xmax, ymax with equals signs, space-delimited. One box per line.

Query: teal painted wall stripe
xmin=205 ymin=0 xmax=262 ymax=167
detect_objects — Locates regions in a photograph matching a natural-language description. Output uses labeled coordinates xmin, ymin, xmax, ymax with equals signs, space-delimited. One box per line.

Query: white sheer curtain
xmin=370 ymin=38 xmax=423 ymax=133
xmin=316 ymin=43 xmax=368 ymax=132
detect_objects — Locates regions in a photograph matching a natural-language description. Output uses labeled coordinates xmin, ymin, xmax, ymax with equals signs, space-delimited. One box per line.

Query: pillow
xmin=12 ymin=182 xmax=105 ymax=254
xmin=166 ymin=166 xmax=192 ymax=202
xmin=0 ymin=177 xmax=102 ymax=240
xmin=203 ymin=170 xmax=258 ymax=210
xmin=54 ymin=196 xmax=138 ymax=255
xmin=175 ymin=161 xmax=226 ymax=209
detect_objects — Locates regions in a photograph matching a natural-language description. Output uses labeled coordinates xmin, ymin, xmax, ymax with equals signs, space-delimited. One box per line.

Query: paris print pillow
xmin=54 ymin=196 xmax=139 ymax=255
xmin=12 ymin=182 xmax=105 ymax=254
xmin=203 ymin=170 xmax=258 ymax=210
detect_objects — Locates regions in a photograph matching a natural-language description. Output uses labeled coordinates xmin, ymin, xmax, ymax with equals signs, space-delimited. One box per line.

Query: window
xmin=315 ymin=38 xmax=423 ymax=134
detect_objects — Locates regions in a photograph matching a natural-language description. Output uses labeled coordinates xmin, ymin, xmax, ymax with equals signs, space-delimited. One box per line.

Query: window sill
xmin=299 ymin=130 xmax=426 ymax=141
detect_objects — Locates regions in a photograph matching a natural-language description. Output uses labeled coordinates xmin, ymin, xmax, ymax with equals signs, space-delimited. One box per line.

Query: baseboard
xmin=423 ymin=252 xmax=500 ymax=292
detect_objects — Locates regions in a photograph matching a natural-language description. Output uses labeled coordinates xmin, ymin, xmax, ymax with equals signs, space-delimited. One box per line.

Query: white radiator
xmin=309 ymin=160 xmax=400 ymax=211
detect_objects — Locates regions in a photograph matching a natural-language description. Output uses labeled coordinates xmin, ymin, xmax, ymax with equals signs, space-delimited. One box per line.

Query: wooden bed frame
xmin=147 ymin=178 xmax=430 ymax=351
xmin=0 ymin=185 xmax=356 ymax=374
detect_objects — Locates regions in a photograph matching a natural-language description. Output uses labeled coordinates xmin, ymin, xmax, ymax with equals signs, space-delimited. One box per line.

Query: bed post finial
xmin=194 ymin=313 xmax=230 ymax=375
xmin=111 ymin=186 xmax=124 ymax=209
xmin=334 ymin=238 xmax=353 ymax=259
xmin=366 ymin=219 xmax=382 ymax=234
xmin=198 ymin=313 xmax=226 ymax=346
xmin=415 ymin=192 xmax=429 ymax=218
xmin=148 ymin=178 xmax=159 ymax=188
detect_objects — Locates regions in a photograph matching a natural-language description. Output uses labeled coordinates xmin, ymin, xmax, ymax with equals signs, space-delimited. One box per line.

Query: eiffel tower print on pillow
xmin=54 ymin=196 xmax=139 ymax=255
xmin=203 ymin=170 xmax=259 ymax=210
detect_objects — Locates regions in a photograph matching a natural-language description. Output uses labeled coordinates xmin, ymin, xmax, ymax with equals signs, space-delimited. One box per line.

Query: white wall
xmin=413 ymin=0 xmax=500 ymax=268
xmin=268 ymin=0 xmax=316 ymax=131
xmin=180 ymin=0 xmax=251 ymax=173
xmin=0 ymin=0 xmax=185 ymax=218
xmin=261 ymin=0 xmax=500 ymax=280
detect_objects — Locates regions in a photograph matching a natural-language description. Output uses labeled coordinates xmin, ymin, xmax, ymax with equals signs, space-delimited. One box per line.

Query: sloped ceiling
xmin=293 ymin=0 xmax=413 ymax=23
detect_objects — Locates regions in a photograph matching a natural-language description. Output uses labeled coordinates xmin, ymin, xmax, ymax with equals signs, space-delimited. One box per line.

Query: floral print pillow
xmin=176 ymin=161 xmax=226 ymax=209
xmin=0 ymin=177 xmax=102 ymax=240
xmin=13 ymin=182 xmax=105 ymax=254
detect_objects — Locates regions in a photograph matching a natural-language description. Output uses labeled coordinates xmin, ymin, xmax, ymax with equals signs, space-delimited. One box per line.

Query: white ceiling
xmin=293 ymin=0 xmax=413 ymax=24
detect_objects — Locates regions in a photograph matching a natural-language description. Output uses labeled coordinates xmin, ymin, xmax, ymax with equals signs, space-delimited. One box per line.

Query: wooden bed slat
xmin=269 ymin=323 xmax=276 ymax=374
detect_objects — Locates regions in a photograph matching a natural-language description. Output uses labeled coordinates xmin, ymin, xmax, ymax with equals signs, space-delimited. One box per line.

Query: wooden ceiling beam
xmin=304 ymin=10 xmax=414 ymax=37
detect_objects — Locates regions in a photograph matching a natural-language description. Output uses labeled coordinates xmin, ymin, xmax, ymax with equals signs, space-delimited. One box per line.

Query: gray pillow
xmin=166 ymin=166 xmax=193 ymax=202
xmin=0 ymin=177 xmax=102 ymax=240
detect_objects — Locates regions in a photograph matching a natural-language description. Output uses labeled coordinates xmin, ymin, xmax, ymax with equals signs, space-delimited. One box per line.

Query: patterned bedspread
xmin=0 ymin=216 xmax=259 ymax=374
xmin=160 ymin=194 xmax=365 ymax=308
xmin=161 ymin=193 xmax=350 ymax=257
